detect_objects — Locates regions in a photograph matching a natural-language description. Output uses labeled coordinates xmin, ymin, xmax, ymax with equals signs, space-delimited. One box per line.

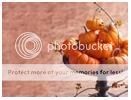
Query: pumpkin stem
xmin=83 ymin=26 xmax=88 ymax=33
xmin=111 ymin=76 xmax=128 ymax=88
xmin=74 ymin=87 xmax=95 ymax=97
xmin=112 ymin=48 xmax=121 ymax=56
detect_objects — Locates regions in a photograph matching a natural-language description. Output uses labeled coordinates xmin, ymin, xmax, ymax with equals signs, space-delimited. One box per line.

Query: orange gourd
xmin=62 ymin=38 xmax=77 ymax=57
xmin=121 ymin=48 xmax=128 ymax=55
xmin=102 ymin=39 xmax=128 ymax=64
xmin=121 ymin=39 xmax=128 ymax=49
xmin=121 ymin=39 xmax=128 ymax=55
xmin=85 ymin=42 xmax=113 ymax=59
xmin=97 ymin=24 xmax=122 ymax=48
xmin=98 ymin=31 xmax=117 ymax=47
xmin=77 ymin=53 xmax=89 ymax=64
xmin=87 ymin=56 xmax=100 ymax=64
xmin=107 ymin=23 xmax=118 ymax=33
xmin=79 ymin=31 xmax=97 ymax=44
xmin=86 ymin=18 xmax=105 ymax=31
xmin=68 ymin=50 xmax=100 ymax=64
xmin=102 ymin=54 xmax=128 ymax=64
xmin=68 ymin=50 xmax=82 ymax=64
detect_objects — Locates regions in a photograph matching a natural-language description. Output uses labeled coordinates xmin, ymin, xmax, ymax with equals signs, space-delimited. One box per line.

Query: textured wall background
xmin=2 ymin=2 xmax=128 ymax=96
xmin=3 ymin=2 xmax=128 ymax=64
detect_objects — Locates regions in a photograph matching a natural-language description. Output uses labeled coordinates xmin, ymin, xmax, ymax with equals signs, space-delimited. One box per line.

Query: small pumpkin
xmin=77 ymin=53 xmax=89 ymax=64
xmin=86 ymin=18 xmax=105 ymax=31
xmin=98 ymin=24 xmax=122 ymax=48
xmin=121 ymin=39 xmax=128 ymax=50
xmin=102 ymin=53 xmax=128 ymax=64
xmin=79 ymin=31 xmax=97 ymax=44
xmin=62 ymin=38 xmax=77 ymax=57
xmin=98 ymin=30 xmax=122 ymax=48
xmin=121 ymin=49 xmax=128 ymax=55
xmin=68 ymin=50 xmax=100 ymax=64
xmin=121 ymin=39 xmax=128 ymax=55
xmin=68 ymin=50 xmax=82 ymax=64
xmin=107 ymin=23 xmax=118 ymax=33
xmin=85 ymin=42 xmax=113 ymax=59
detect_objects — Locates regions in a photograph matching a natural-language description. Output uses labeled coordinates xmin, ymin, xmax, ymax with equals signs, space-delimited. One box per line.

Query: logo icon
xmin=15 ymin=32 xmax=42 ymax=59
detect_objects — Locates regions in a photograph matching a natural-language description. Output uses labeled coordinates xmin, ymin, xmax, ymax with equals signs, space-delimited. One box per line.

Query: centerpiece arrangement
xmin=52 ymin=2 xmax=128 ymax=97
xmin=62 ymin=3 xmax=128 ymax=65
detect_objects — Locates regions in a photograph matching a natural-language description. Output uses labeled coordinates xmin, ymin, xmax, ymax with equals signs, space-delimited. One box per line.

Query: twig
xmin=83 ymin=26 xmax=88 ymax=33
xmin=111 ymin=76 xmax=128 ymax=88
xmin=74 ymin=87 xmax=95 ymax=97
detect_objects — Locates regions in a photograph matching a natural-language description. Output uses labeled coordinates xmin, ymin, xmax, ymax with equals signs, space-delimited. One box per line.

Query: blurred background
xmin=2 ymin=2 xmax=128 ymax=96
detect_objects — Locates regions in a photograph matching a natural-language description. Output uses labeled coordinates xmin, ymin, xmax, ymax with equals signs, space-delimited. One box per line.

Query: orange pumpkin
xmin=121 ymin=39 xmax=128 ymax=55
xmin=98 ymin=24 xmax=122 ymax=48
xmin=102 ymin=54 xmax=128 ymax=64
xmin=85 ymin=42 xmax=113 ymax=59
xmin=62 ymin=38 xmax=77 ymax=57
xmin=68 ymin=50 xmax=100 ymax=64
xmin=87 ymin=56 xmax=100 ymax=64
xmin=97 ymin=24 xmax=122 ymax=48
xmin=86 ymin=18 xmax=105 ymax=31
xmin=121 ymin=49 xmax=128 ymax=55
xmin=107 ymin=23 xmax=118 ymax=33
xmin=121 ymin=39 xmax=128 ymax=49
xmin=79 ymin=31 xmax=97 ymax=44
xmin=68 ymin=50 xmax=82 ymax=64
xmin=77 ymin=53 xmax=89 ymax=64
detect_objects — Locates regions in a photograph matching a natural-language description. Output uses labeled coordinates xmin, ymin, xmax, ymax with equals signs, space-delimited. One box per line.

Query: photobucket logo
xmin=15 ymin=32 xmax=42 ymax=59
xmin=48 ymin=41 xmax=112 ymax=52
